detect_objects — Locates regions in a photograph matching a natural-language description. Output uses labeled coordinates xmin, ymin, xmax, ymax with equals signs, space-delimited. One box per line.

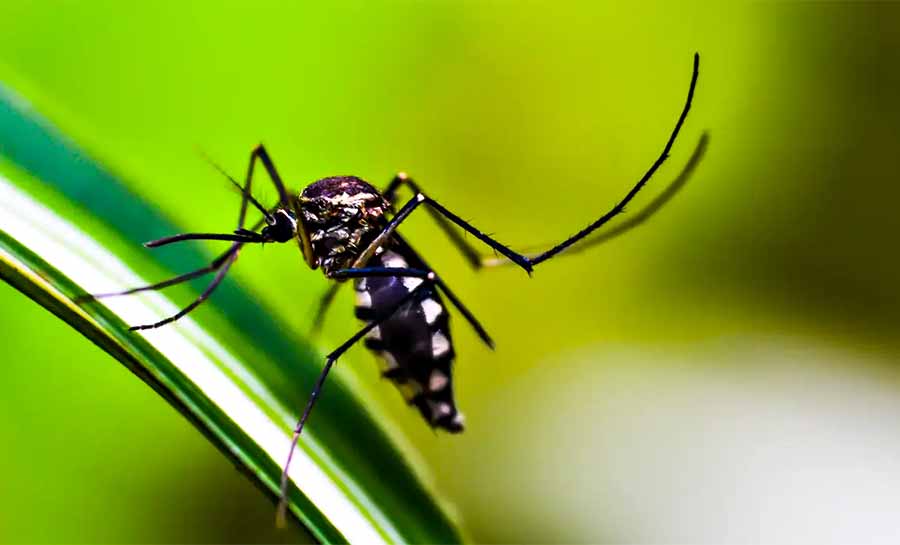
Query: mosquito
xmin=88 ymin=53 xmax=701 ymax=522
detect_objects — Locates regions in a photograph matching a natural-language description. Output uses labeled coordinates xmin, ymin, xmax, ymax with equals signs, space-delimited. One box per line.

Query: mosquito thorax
xmin=297 ymin=176 xmax=390 ymax=274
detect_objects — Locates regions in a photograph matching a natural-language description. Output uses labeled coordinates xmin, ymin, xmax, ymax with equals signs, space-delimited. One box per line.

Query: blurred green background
xmin=1 ymin=1 xmax=899 ymax=543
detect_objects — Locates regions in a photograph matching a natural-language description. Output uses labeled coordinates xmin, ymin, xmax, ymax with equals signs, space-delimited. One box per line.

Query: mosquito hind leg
xmin=361 ymin=53 xmax=700 ymax=274
xmin=480 ymin=131 xmax=710 ymax=266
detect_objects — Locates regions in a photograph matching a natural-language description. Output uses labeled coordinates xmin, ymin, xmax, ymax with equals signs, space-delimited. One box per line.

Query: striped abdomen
xmin=354 ymin=248 xmax=464 ymax=432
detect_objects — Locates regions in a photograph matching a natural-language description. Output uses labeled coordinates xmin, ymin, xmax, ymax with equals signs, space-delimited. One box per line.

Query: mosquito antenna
xmin=197 ymin=148 xmax=274 ymax=222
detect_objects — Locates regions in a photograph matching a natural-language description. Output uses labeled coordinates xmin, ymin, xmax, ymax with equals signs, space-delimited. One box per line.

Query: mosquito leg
xmin=361 ymin=53 xmax=699 ymax=274
xmin=329 ymin=266 xmax=430 ymax=279
xmin=105 ymin=146 xmax=289 ymax=326
xmin=244 ymin=144 xmax=317 ymax=266
xmin=144 ymin=145 xmax=285 ymax=248
xmin=129 ymin=251 xmax=238 ymax=330
xmin=420 ymin=50 xmax=697 ymax=269
xmin=142 ymin=231 xmax=264 ymax=248
xmin=244 ymin=144 xmax=291 ymax=209
xmin=80 ymin=209 xmax=274 ymax=304
xmin=309 ymin=283 xmax=342 ymax=338
xmin=430 ymin=276 xmax=493 ymax=348
xmin=382 ymin=173 xmax=485 ymax=270
xmin=277 ymin=280 xmax=432 ymax=525
xmin=87 ymin=245 xmax=239 ymax=300
xmin=351 ymin=193 xmax=532 ymax=272
xmin=481 ymin=131 xmax=710 ymax=266
xmin=113 ymin=143 xmax=301 ymax=327
xmin=527 ymin=52 xmax=699 ymax=265
xmin=390 ymin=234 xmax=495 ymax=348
xmin=330 ymin=266 xmax=494 ymax=348
xmin=199 ymin=150 xmax=273 ymax=223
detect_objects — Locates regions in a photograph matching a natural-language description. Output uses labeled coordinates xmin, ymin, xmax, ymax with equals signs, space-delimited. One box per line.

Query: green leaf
xmin=0 ymin=81 xmax=464 ymax=543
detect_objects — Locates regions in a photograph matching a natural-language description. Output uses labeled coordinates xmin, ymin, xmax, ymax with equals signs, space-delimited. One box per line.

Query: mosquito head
xmin=297 ymin=176 xmax=390 ymax=273
xmin=260 ymin=208 xmax=298 ymax=243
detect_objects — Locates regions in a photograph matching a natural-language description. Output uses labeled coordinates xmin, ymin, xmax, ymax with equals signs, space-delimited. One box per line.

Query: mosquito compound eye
xmin=265 ymin=210 xmax=296 ymax=242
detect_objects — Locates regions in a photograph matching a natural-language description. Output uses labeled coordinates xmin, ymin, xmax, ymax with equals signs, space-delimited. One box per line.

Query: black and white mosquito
xmin=89 ymin=53 xmax=700 ymax=521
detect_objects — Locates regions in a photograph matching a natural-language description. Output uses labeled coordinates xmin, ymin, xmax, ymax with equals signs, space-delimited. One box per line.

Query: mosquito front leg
xmin=128 ymin=253 xmax=239 ymax=330
xmin=87 ymin=243 xmax=241 ymax=301
xmin=243 ymin=143 xmax=291 ymax=210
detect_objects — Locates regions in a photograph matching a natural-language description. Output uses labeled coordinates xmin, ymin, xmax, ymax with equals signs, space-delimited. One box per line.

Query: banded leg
xmin=355 ymin=53 xmax=700 ymax=274
xmin=277 ymin=278 xmax=434 ymax=525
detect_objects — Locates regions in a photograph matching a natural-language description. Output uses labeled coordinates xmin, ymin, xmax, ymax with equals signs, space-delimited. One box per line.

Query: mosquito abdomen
xmin=354 ymin=248 xmax=464 ymax=432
